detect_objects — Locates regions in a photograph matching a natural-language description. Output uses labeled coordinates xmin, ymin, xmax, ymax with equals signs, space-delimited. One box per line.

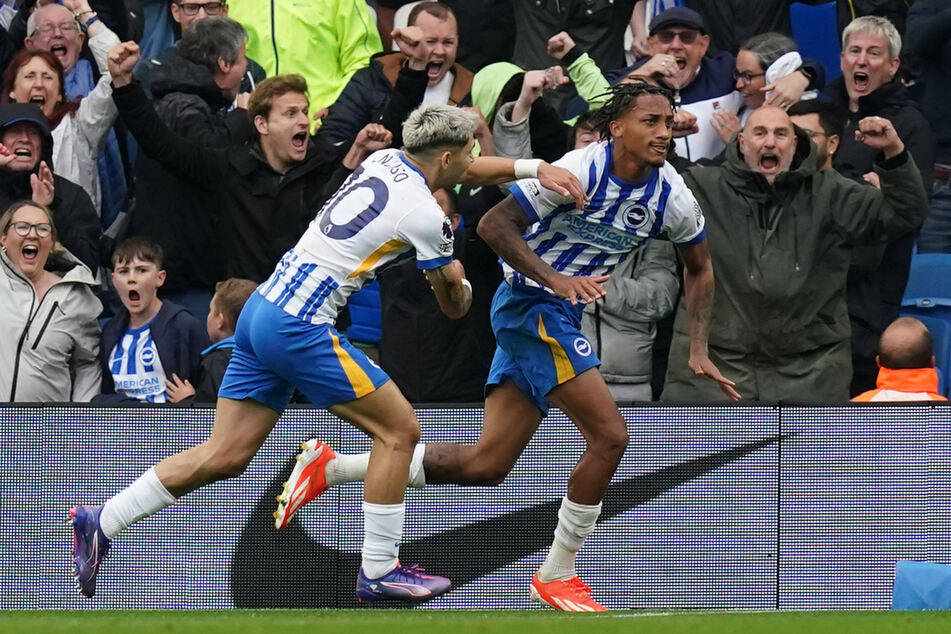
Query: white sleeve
xmin=662 ymin=168 xmax=706 ymax=246
xmin=87 ymin=23 xmax=121 ymax=77
xmin=397 ymin=204 xmax=455 ymax=270
xmin=73 ymin=74 xmax=118 ymax=155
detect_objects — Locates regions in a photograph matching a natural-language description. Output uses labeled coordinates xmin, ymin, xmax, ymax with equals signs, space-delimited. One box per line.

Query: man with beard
xmin=662 ymin=106 xmax=928 ymax=401
xmin=788 ymin=99 xmax=843 ymax=172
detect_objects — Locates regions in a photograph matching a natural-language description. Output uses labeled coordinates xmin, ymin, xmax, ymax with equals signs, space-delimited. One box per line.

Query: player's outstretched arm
xmin=680 ymin=240 xmax=740 ymax=400
xmin=479 ymin=196 xmax=608 ymax=305
xmin=460 ymin=157 xmax=587 ymax=208
xmin=424 ymin=259 xmax=472 ymax=320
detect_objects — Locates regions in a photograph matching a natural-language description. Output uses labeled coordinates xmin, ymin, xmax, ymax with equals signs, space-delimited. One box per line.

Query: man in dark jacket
xmin=129 ymin=17 xmax=254 ymax=317
xmin=825 ymin=15 xmax=934 ymax=395
xmin=135 ymin=0 xmax=266 ymax=97
xmin=317 ymin=2 xmax=473 ymax=148
xmin=0 ymin=103 xmax=101 ymax=271
xmin=109 ymin=42 xmax=391 ymax=283
xmin=662 ymin=105 xmax=929 ymax=402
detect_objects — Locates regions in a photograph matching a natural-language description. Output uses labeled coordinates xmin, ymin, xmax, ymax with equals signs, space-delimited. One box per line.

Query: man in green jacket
xmin=662 ymin=106 xmax=929 ymax=402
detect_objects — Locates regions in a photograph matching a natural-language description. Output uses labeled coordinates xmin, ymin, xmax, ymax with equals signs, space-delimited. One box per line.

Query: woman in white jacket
xmin=2 ymin=12 xmax=119 ymax=215
xmin=0 ymin=200 xmax=101 ymax=402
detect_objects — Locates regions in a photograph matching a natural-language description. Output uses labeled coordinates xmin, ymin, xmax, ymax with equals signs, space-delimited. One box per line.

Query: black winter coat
xmin=827 ymin=77 xmax=935 ymax=393
xmin=114 ymin=80 xmax=352 ymax=283
xmin=130 ymin=46 xmax=254 ymax=292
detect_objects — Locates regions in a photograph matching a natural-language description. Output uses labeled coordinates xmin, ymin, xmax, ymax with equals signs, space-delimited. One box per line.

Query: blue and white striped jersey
xmin=108 ymin=323 xmax=168 ymax=403
xmin=507 ymin=140 xmax=705 ymax=291
xmin=260 ymin=149 xmax=454 ymax=325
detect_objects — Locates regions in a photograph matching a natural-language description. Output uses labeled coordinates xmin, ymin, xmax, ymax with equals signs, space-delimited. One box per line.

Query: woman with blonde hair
xmin=0 ymin=200 xmax=101 ymax=401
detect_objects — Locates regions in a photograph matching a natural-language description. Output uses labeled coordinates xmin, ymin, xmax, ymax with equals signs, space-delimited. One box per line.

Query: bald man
xmin=853 ymin=317 xmax=948 ymax=402
xmin=662 ymin=106 xmax=929 ymax=402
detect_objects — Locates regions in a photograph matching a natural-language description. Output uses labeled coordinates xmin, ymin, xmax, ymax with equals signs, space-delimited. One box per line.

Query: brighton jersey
xmin=260 ymin=149 xmax=454 ymax=324
xmin=108 ymin=323 xmax=168 ymax=403
xmin=507 ymin=140 xmax=705 ymax=291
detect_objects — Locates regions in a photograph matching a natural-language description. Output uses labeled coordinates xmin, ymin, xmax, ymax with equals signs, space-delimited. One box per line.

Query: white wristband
xmin=460 ymin=278 xmax=472 ymax=293
xmin=514 ymin=158 xmax=543 ymax=179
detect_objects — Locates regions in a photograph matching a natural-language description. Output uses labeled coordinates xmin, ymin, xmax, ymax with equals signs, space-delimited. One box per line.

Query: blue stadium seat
xmin=347 ymin=280 xmax=382 ymax=345
xmin=899 ymin=312 xmax=950 ymax=397
xmin=790 ymin=2 xmax=841 ymax=82
xmin=901 ymin=253 xmax=951 ymax=324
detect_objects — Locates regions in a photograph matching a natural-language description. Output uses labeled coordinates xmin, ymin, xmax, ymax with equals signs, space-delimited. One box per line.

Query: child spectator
xmin=97 ymin=236 xmax=208 ymax=403
xmin=165 ymin=278 xmax=257 ymax=404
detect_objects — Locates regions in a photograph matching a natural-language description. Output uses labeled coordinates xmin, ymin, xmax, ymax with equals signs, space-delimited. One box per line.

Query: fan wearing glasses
xmin=24 ymin=0 xmax=108 ymax=78
xmin=0 ymin=200 xmax=102 ymax=403
xmin=135 ymin=0 xmax=264 ymax=101
xmin=625 ymin=7 xmax=816 ymax=162
xmin=172 ymin=1 xmax=226 ymax=29
xmin=710 ymin=32 xmax=815 ymax=147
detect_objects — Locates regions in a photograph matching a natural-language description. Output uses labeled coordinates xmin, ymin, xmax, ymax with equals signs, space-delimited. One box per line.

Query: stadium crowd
xmin=0 ymin=0 xmax=947 ymax=405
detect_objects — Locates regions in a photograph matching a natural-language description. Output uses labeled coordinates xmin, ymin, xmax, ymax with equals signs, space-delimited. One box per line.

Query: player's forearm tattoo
xmin=430 ymin=266 xmax=472 ymax=315
xmin=694 ymin=281 xmax=713 ymax=328
xmin=422 ymin=443 xmax=465 ymax=484
xmin=688 ymin=274 xmax=715 ymax=350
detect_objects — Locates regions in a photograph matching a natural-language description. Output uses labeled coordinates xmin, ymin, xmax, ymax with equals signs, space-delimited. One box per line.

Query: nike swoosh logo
xmin=230 ymin=434 xmax=789 ymax=607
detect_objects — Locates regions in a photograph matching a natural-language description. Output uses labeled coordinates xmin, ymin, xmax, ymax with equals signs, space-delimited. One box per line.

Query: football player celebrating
xmin=68 ymin=41 xmax=586 ymax=603
xmin=279 ymin=81 xmax=738 ymax=611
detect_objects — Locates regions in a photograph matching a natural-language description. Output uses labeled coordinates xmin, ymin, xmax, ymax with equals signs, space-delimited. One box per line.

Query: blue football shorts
xmin=219 ymin=292 xmax=390 ymax=414
xmin=486 ymin=280 xmax=601 ymax=414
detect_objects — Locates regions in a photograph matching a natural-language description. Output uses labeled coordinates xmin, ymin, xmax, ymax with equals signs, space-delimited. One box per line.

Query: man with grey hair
xmin=69 ymin=77 xmax=586 ymax=601
xmin=824 ymin=14 xmax=935 ymax=395
xmin=127 ymin=16 xmax=252 ymax=320
xmin=137 ymin=0 xmax=265 ymax=97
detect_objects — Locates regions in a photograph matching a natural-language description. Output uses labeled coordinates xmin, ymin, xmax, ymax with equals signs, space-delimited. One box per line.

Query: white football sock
xmin=325 ymin=452 xmax=370 ymax=486
xmin=99 ymin=468 xmax=177 ymax=540
xmin=361 ymin=501 xmax=404 ymax=579
xmin=408 ymin=443 xmax=426 ymax=489
xmin=326 ymin=444 xmax=426 ymax=489
xmin=537 ymin=497 xmax=602 ymax=582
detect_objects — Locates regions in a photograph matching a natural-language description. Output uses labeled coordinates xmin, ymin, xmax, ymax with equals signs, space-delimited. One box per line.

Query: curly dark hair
xmin=589 ymin=80 xmax=675 ymax=139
